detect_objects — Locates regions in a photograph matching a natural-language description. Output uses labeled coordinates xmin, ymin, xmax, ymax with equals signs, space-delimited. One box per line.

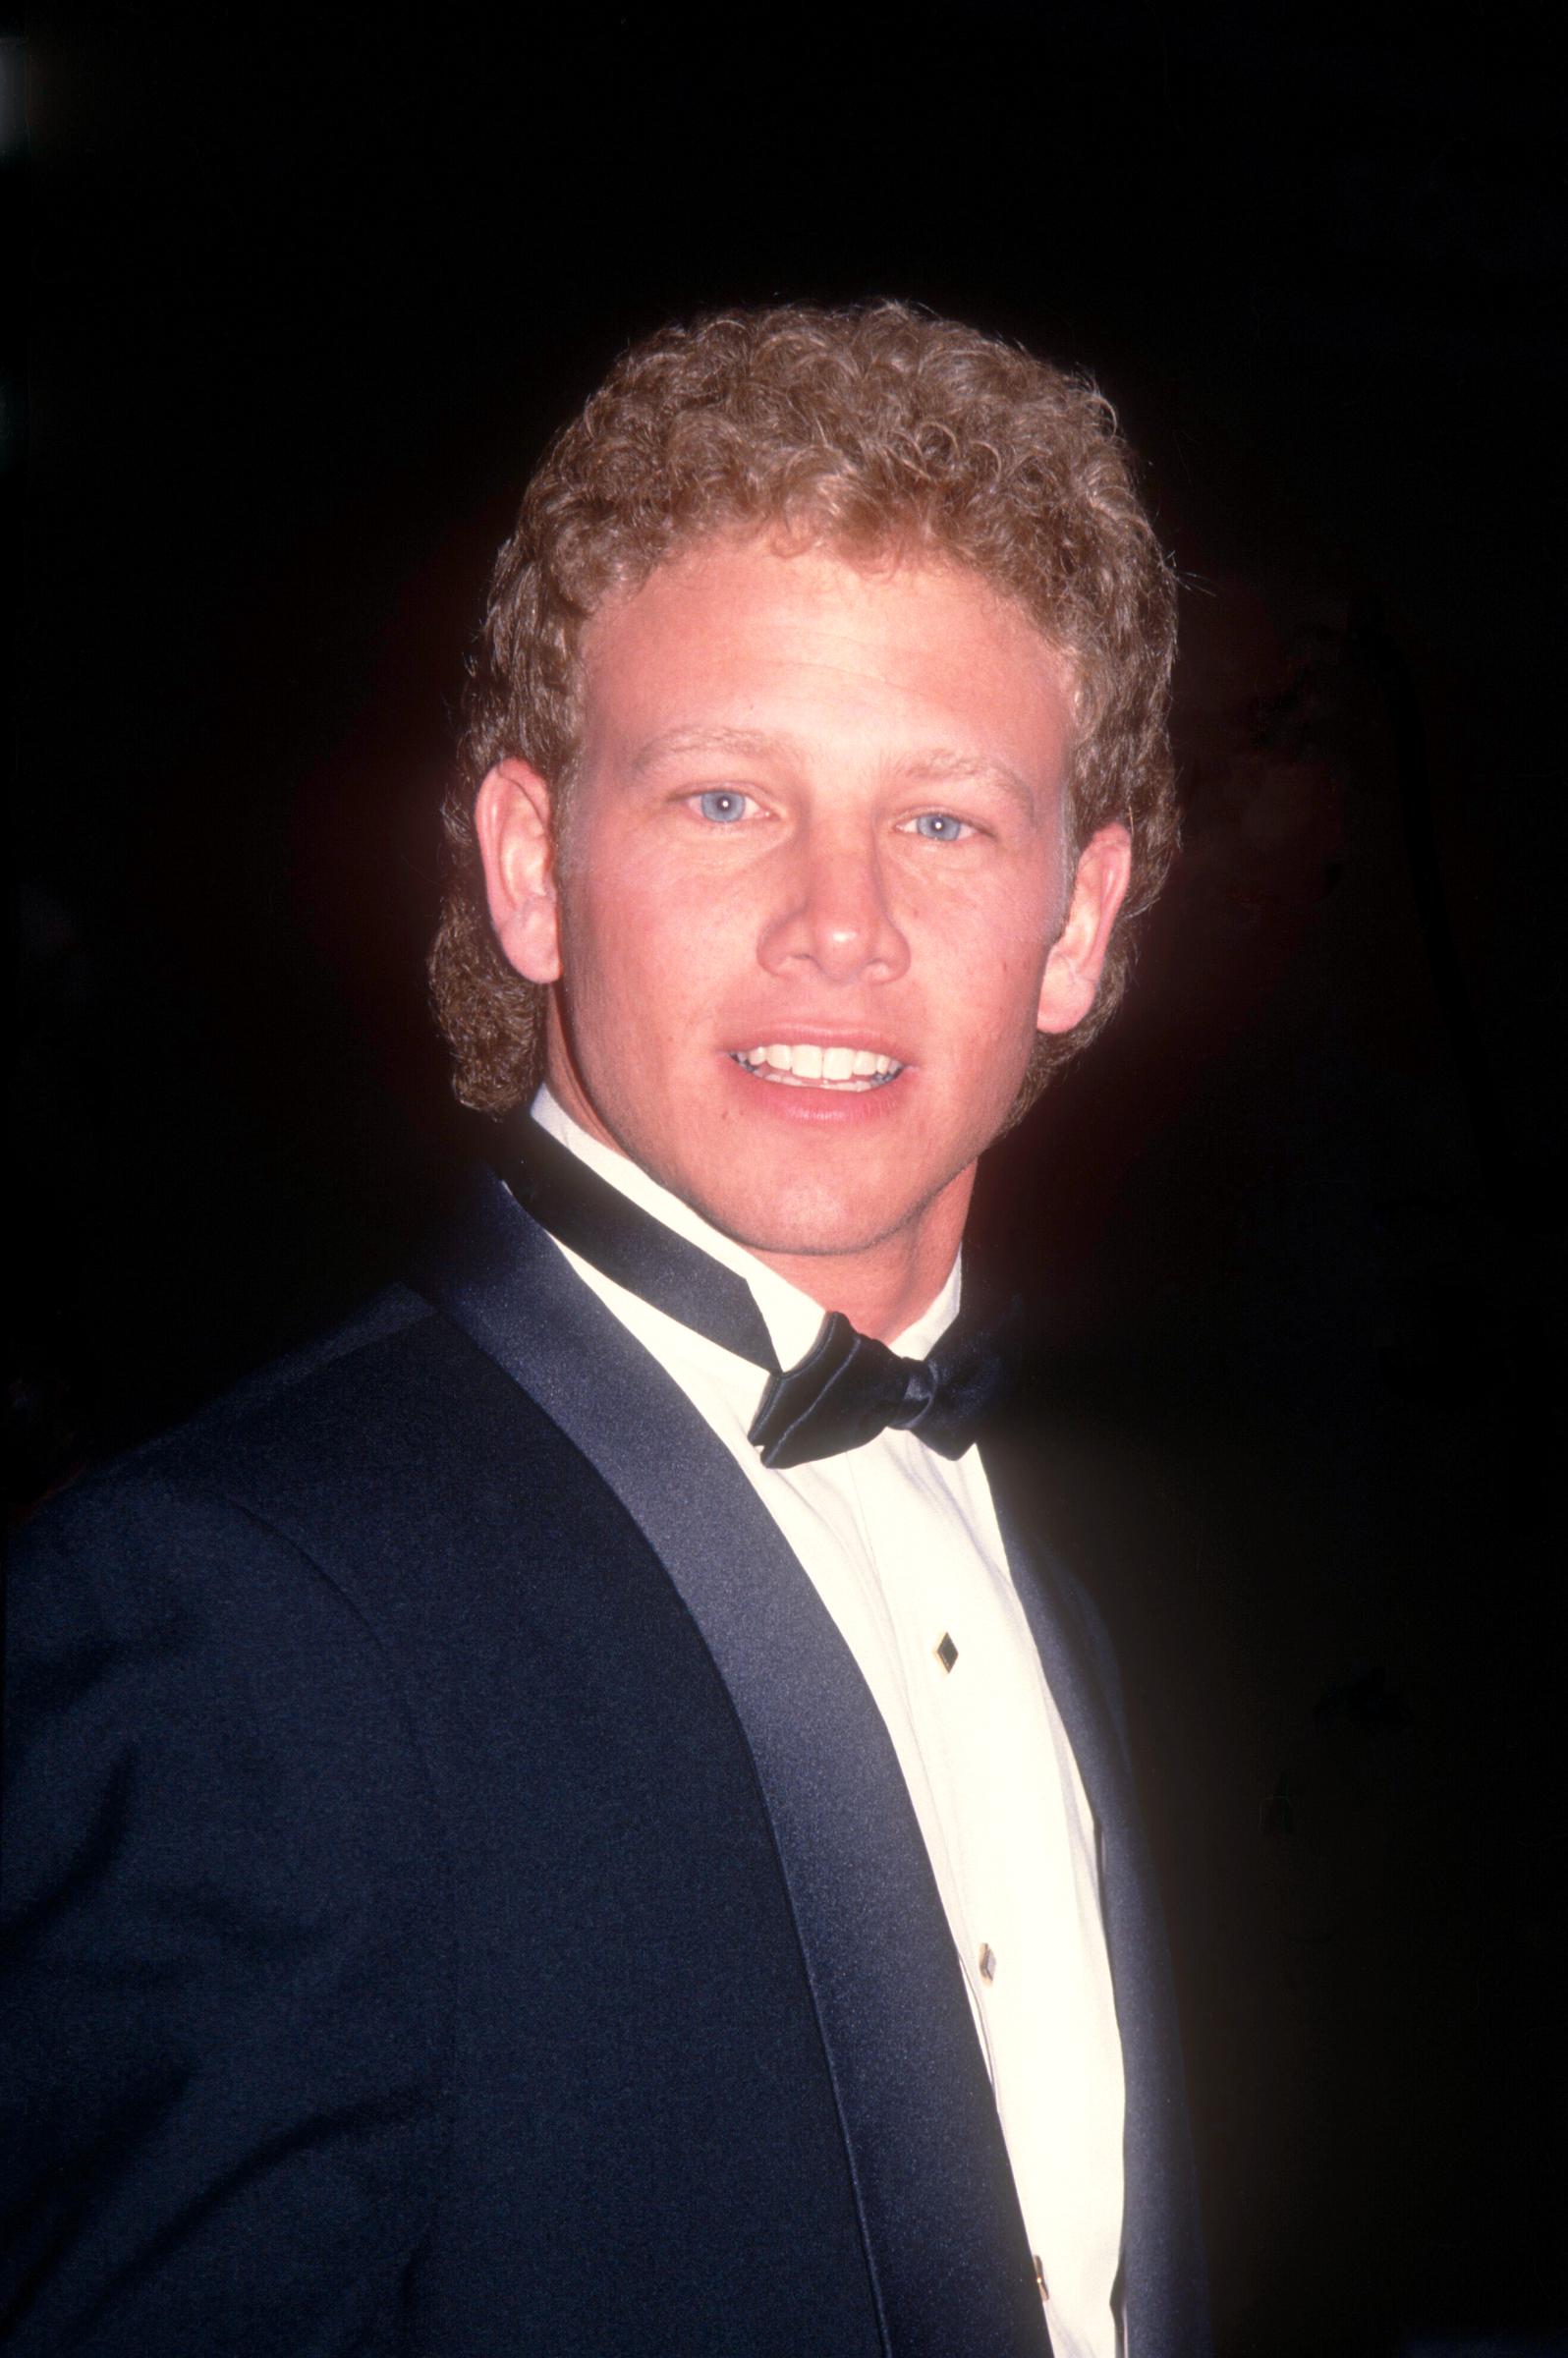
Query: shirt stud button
xmin=935 ymin=1632 xmax=959 ymax=1672
xmin=979 ymin=1942 xmax=996 ymax=1983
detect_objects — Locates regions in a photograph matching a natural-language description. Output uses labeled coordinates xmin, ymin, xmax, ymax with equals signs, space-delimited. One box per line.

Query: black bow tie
xmin=500 ymin=1118 xmax=1019 ymax=1472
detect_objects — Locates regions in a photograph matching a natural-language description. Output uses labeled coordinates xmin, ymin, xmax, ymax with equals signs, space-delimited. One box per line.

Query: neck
xmin=738 ymin=1167 xmax=974 ymax=1344
xmin=535 ymin=1068 xmax=972 ymax=1348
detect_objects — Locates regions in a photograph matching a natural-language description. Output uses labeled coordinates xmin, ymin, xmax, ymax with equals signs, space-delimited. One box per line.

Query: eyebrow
xmin=631 ymin=725 xmax=793 ymax=774
xmin=630 ymin=724 xmax=1038 ymax=813
xmin=886 ymin=746 xmax=1037 ymax=814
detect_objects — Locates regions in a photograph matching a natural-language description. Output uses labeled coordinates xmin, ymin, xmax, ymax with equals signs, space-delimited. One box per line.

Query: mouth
xmin=728 ymin=1042 xmax=906 ymax=1095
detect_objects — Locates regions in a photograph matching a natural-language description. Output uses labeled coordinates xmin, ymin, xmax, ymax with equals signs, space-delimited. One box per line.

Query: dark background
xmin=11 ymin=10 xmax=1564 ymax=2354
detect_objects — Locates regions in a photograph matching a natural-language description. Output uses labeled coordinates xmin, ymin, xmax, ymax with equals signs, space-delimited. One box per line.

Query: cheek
xmin=928 ymin=850 xmax=1056 ymax=951
xmin=940 ymin=903 xmax=1052 ymax=1032
xmin=559 ymin=861 xmax=696 ymax=1045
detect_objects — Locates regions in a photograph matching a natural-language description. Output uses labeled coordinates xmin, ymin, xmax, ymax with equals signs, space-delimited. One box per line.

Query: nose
xmin=756 ymin=821 xmax=911 ymax=986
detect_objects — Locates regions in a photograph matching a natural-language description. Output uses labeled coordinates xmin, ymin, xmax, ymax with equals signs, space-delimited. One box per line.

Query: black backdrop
xmin=13 ymin=13 xmax=1564 ymax=2354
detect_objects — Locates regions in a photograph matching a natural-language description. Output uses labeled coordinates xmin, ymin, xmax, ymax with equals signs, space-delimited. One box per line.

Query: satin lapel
xmin=414 ymin=1172 xmax=1049 ymax=2358
xmin=984 ymin=1455 xmax=1212 ymax=2358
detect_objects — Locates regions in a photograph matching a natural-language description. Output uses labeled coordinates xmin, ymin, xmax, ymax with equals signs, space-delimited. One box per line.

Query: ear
xmin=1036 ymin=821 xmax=1134 ymax=1035
xmin=474 ymin=758 xmax=562 ymax=984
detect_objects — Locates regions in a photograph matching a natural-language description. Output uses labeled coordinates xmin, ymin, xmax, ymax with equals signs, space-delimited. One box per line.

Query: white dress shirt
xmin=531 ymin=1091 xmax=1127 ymax=2358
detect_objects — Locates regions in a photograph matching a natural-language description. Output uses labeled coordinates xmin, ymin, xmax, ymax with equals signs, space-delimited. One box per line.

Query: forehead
xmin=576 ymin=533 xmax=1076 ymax=776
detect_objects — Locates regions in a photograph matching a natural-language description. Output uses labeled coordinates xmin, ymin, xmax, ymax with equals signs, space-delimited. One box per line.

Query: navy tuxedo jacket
xmin=3 ymin=1171 xmax=1209 ymax=2357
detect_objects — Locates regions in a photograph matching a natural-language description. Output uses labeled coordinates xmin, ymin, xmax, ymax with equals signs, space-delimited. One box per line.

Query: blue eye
xmin=911 ymin=812 xmax=969 ymax=841
xmin=697 ymin=789 xmax=750 ymax=824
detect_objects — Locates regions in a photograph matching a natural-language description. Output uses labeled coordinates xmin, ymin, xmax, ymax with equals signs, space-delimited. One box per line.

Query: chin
xmin=685 ymin=1169 xmax=927 ymax=1263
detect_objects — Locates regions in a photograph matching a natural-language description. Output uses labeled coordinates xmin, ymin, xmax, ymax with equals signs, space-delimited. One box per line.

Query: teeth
xmin=735 ymin=1042 xmax=904 ymax=1087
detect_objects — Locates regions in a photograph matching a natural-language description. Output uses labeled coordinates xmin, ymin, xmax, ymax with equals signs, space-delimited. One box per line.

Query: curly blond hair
xmin=430 ymin=301 xmax=1176 ymax=1119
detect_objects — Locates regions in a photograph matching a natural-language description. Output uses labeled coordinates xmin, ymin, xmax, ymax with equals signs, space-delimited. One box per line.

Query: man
xmin=3 ymin=304 xmax=1209 ymax=2356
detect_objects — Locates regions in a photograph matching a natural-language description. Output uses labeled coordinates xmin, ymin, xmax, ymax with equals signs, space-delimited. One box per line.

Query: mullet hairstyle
xmin=430 ymin=300 xmax=1177 ymax=1123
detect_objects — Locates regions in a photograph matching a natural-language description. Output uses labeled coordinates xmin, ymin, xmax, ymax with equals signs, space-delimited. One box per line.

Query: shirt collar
xmin=530 ymin=1087 xmax=962 ymax=1368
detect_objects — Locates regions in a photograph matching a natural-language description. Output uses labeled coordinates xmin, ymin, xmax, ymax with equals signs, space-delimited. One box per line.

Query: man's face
xmin=480 ymin=535 xmax=1127 ymax=1273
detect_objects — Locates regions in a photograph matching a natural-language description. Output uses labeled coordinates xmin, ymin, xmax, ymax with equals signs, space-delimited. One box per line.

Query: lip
xmin=717 ymin=1045 xmax=915 ymax=1127
xmin=719 ymin=1026 xmax=916 ymax=1066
